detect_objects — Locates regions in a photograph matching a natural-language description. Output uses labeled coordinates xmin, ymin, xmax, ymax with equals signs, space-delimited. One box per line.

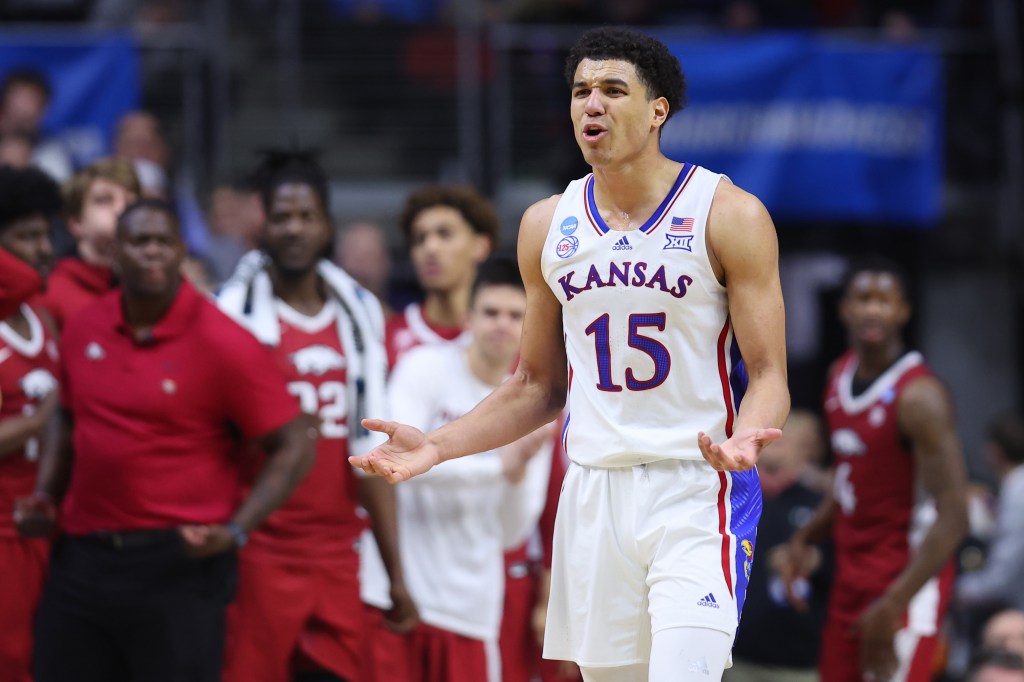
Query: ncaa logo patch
xmin=560 ymin=216 xmax=579 ymax=236
xmin=556 ymin=236 xmax=579 ymax=259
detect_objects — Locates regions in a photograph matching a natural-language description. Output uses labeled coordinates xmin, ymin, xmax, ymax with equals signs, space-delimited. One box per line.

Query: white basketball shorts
xmin=543 ymin=458 xmax=762 ymax=667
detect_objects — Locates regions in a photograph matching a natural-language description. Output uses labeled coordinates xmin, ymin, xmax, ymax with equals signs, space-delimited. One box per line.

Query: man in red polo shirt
xmin=0 ymin=166 xmax=61 ymax=682
xmin=15 ymin=198 xmax=316 ymax=682
xmin=36 ymin=157 xmax=139 ymax=328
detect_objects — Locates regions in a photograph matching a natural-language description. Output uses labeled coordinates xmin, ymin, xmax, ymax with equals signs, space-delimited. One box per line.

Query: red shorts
xmin=0 ymin=537 xmax=49 ymax=682
xmin=499 ymin=558 xmax=539 ymax=682
xmin=362 ymin=606 xmax=489 ymax=682
xmin=820 ymin=567 xmax=953 ymax=682
xmin=223 ymin=551 xmax=363 ymax=682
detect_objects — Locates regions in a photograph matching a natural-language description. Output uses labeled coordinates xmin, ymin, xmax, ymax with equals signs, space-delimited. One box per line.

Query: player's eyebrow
xmin=572 ymin=78 xmax=630 ymax=90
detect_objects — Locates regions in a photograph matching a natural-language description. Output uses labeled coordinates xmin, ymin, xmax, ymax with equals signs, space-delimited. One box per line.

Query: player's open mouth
xmin=582 ymin=124 xmax=607 ymax=141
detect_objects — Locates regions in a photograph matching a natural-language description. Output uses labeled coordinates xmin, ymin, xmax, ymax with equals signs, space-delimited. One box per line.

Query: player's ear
xmin=651 ymin=96 xmax=669 ymax=131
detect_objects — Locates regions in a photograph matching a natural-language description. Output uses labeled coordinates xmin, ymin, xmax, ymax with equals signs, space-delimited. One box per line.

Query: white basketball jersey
xmin=541 ymin=163 xmax=742 ymax=467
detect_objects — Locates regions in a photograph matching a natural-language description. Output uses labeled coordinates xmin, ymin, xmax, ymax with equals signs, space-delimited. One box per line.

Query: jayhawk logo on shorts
xmin=741 ymin=539 xmax=754 ymax=580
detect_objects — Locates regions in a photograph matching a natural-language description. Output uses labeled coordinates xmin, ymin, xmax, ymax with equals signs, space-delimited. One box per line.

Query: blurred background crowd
xmin=1 ymin=0 xmax=1023 ymax=681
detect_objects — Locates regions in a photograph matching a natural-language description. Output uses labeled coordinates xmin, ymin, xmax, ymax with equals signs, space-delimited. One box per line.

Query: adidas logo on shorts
xmin=696 ymin=593 xmax=720 ymax=609
xmin=612 ymin=235 xmax=632 ymax=251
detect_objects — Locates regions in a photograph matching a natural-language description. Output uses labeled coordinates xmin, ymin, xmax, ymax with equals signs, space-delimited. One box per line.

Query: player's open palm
xmin=349 ymin=418 xmax=439 ymax=483
xmin=697 ymin=427 xmax=782 ymax=471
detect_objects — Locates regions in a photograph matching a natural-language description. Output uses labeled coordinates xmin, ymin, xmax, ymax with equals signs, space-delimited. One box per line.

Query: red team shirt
xmin=36 ymin=257 xmax=114 ymax=330
xmin=824 ymin=350 xmax=934 ymax=606
xmin=244 ymin=300 xmax=364 ymax=561
xmin=0 ymin=305 xmax=59 ymax=537
xmin=0 ymin=250 xmax=42 ymax=320
xmin=385 ymin=303 xmax=468 ymax=369
xmin=821 ymin=350 xmax=953 ymax=682
xmin=59 ymin=281 xmax=300 ymax=534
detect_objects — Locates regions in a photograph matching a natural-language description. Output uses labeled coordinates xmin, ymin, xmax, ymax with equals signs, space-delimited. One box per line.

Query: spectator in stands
xmin=113 ymin=111 xmax=170 ymax=198
xmin=16 ymin=198 xmax=316 ymax=682
xmin=957 ymin=414 xmax=1024 ymax=611
xmin=983 ymin=610 xmax=1024 ymax=659
xmin=37 ymin=157 xmax=139 ymax=328
xmin=204 ymin=181 xmax=263 ymax=284
xmin=0 ymin=69 xmax=72 ymax=182
xmin=725 ymin=410 xmax=831 ymax=682
xmin=334 ymin=220 xmax=392 ymax=314
xmin=0 ymin=131 xmax=33 ymax=168
xmin=968 ymin=650 xmax=1024 ymax=682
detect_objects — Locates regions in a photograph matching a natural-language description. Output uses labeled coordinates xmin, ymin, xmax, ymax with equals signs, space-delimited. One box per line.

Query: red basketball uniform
xmin=224 ymin=300 xmax=365 ymax=682
xmin=384 ymin=303 xmax=468 ymax=369
xmin=0 ymin=304 xmax=59 ymax=682
xmin=820 ymin=350 xmax=954 ymax=682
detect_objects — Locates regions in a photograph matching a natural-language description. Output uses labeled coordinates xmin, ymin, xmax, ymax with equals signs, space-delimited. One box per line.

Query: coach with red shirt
xmin=15 ymin=198 xmax=316 ymax=682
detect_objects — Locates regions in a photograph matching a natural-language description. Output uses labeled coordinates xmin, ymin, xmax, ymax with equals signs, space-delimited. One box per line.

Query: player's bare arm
xmin=697 ymin=181 xmax=789 ymax=471
xmin=352 ymin=196 xmax=568 ymax=483
xmin=854 ymin=375 xmax=967 ymax=681
xmin=14 ymin=406 xmax=73 ymax=537
xmin=180 ymin=413 xmax=318 ymax=558
xmin=359 ymin=476 xmax=419 ymax=632
xmin=0 ymin=387 xmax=56 ymax=460
xmin=775 ymin=488 xmax=837 ymax=611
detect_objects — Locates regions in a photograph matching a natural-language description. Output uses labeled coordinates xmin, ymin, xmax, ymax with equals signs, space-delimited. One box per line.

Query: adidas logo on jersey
xmin=612 ymin=235 xmax=632 ymax=251
xmin=696 ymin=593 xmax=720 ymax=609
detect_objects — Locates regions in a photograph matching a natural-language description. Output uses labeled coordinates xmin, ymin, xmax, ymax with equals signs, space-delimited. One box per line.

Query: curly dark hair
xmin=564 ymin=27 xmax=687 ymax=120
xmin=250 ymin=148 xmax=330 ymax=214
xmin=399 ymin=184 xmax=499 ymax=253
xmin=0 ymin=165 xmax=61 ymax=233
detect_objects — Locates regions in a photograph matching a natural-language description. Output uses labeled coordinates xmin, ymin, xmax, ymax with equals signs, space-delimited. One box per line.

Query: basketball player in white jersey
xmin=351 ymin=27 xmax=790 ymax=682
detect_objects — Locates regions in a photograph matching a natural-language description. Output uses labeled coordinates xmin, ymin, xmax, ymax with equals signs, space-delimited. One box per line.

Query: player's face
xmin=409 ymin=205 xmax=489 ymax=294
xmin=263 ymin=182 xmax=332 ymax=278
xmin=840 ymin=271 xmax=910 ymax=349
xmin=468 ymin=284 xmax=526 ymax=365
xmin=570 ymin=59 xmax=667 ymax=169
xmin=114 ymin=207 xmax=185 ymax=297
xmin=0 ymin=214 xmax=53 ymax=280
xmin=70 ymin=178 xmax=137 ymax=267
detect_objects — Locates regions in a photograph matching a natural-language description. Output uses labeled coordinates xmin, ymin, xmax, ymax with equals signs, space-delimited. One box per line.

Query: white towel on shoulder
xmin=217 ymin=250 xmax=388 ymax=456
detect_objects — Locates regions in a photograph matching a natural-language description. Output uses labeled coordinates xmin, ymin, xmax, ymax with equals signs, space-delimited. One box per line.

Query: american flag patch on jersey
xmin=671 ymin=217 xmax=694 ymax=232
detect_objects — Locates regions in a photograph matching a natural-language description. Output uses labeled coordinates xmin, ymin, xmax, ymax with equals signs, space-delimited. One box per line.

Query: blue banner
xmin=0 ymin=31 xmax=139 ymax=168
xmin=658 ymin=33 xmax=942 ymax=227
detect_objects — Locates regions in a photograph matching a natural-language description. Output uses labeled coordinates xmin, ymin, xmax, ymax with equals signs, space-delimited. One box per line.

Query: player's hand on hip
xmin=697 ymin=427 xmax=782 ymax=471
xmin=349 ymin=419 xmax=439 ymax=483
xmin=852 ymin=597 xmax=901 ymax=682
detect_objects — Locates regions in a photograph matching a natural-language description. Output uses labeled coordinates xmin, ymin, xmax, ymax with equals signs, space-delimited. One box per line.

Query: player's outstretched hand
xmin=349 ymin=419 xmax=440 ymax=484
xmin=697 ymin=427 xmax=782 ymax=471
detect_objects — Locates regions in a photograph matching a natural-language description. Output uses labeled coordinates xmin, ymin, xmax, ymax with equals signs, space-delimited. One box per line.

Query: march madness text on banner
xmin=659 ymin=33 xmax=942 ymax=227
xmin=0 ymin=31 xmax=139 ymax=168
